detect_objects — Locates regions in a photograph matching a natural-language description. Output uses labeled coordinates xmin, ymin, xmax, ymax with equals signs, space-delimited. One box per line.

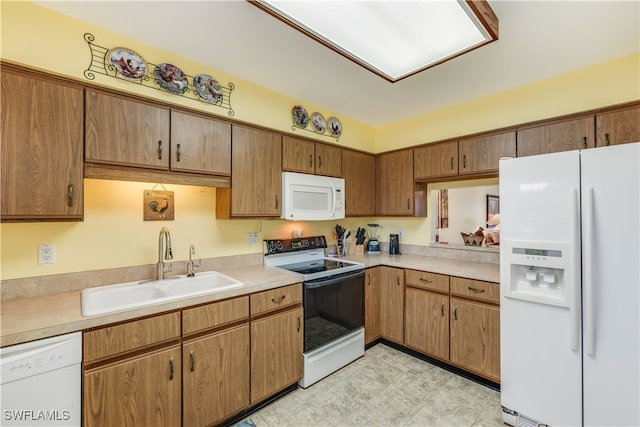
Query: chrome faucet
xmin=186 ymin=244 xmax=200 ymax=277
xmin=156 ymin=227 xmax=173 ymax=280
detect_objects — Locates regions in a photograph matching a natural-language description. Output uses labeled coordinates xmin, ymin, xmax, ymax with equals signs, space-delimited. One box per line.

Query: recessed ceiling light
xmin=250 ymin=0 xmax=499 ymax=83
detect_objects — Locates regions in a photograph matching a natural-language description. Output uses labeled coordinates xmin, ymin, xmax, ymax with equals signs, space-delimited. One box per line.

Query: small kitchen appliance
xmin=264 ymin=236 xmax=365 ymax=388
xmin=389 ymin=234 xmax=401 ymax=255
xmin=366 ymin=223 xmax=380 ymax=254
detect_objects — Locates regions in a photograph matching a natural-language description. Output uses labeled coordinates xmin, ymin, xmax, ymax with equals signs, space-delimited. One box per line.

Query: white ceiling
xmin=36 ymin=1 xmax=640 ymax=127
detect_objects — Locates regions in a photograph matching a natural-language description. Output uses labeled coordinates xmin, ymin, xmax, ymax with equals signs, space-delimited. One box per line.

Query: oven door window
xmin=304 ymin=271 xmax=364 ymax=353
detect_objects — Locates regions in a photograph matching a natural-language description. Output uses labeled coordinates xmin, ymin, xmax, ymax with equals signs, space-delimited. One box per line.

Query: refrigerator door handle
xmin=570 ymin=188 xmax=581 ymax=352
xmin=584 ymin=187 xmax=596 ymax=356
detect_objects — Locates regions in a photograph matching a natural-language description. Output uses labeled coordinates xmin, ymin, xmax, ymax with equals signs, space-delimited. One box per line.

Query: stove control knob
xmin=276 ymin=241 xmax=283 ymax=250
xmin=301 ymin=239 xmax=309 ymax=247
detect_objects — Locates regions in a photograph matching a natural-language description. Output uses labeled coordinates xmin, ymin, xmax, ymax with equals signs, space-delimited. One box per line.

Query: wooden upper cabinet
xmin=342 ymin=149 xmax=376 ymax=216
xmin=221 ymin=125 xmax=281 ymax=217
xmin=282 ymin=136 xmax=342 ymax=177
xmin=282 ymin=136 xmax=315 ymax=174
xmin=376 ymin=149 xmax=415 ymax=216
xmin=517 ymin=115 xmax=595 ymax=157
xmin=315 ymin=143 xmax=342 ymax=177
xmin=459 ymin=131 xmax=516 ymax=175
xmin=170 ymin=110 xmax=231 ymax=175
xmin=414 ymin=141 xmax=459 ymax=180
xmin=85 ymin=89 xmax=170 ymax=169
xmin=596 ymin=104 xmax=640 ymax=147
xmin=1 ymin=69 xmax=84 ymax=221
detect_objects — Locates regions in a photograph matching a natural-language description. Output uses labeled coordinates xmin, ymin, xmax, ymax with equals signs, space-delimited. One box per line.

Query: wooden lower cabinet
xmin=404 ymin=287 xmax=449 ymax=361
xmin=450 ymin=297 xmax=500 ymax=382
xmin=183 ymin=324 xmax=250 ymax=427
xmin=364 ymin=267 xmax=381 ymax=344
xmin=83 ymin=345 xmax=182 ymax=427
xmin=250 ymin=306 xmax=304 ymax=403
xmin=380 ymin=266 xmax=404 ymax=344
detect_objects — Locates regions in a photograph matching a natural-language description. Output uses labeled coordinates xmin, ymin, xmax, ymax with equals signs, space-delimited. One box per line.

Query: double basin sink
xmin=81 ymin=271 xmax=243 ymax=316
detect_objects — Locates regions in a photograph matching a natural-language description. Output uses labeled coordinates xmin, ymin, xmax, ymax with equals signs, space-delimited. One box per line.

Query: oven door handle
xmin=304 ymin=270 xmax=365 ymax=289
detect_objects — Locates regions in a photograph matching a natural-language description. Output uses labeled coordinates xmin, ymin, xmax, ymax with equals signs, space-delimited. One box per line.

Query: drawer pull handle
xmin=407 ymin=198 xmax=411 ymax=210
xmin=450 ymin=157 xmax=454 ymax=169
xmin=169 ymin=357 xmax=174 ymax=380
xmin=454 ymin=307 xmax=458 ymax=320
xmin=468 ymin=286 xmax=485 ymax=293
xmin=272 ymin=295 xmax=286 ymax=303
xmin=397 ymin=276 xmax=401 ymax=286
xmin=275 ymin=195 xmax=279 ymax=210
xmin=176 ymin=143 xmax=181 ymax=162
xmin=297 ymin=316 xmax=301 ymax=332
xmin=66 ymin=184 xmax=74 ymax=207
xmin=441 ymin=303 xmax=445 ymax=317
xmin=463 ymin=154 xmax=467 ymax=169
xmin=190 ymin=350 xmax=195 ymax=372
xmin=419 ymin=278 xmax=433 ymax=283
xmin=157 ymin=140 xmax=163 ymax=160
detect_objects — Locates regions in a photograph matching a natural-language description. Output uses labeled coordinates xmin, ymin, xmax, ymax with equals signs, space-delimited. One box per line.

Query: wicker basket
xmin=460 ymin=233 xmax=484 ymax=246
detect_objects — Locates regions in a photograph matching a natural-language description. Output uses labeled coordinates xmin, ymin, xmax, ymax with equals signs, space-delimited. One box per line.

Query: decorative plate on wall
xmin=311 ymin=112 xmax=326 ymax=133
xmin=292 ymin=105 xmax=310 ymax=128
xmin=193 ymin=74 xmax=223 ymax=104
xmin=154 ymin=63 xmax=188 ymax=95
xmin=106 ymin=47 xmax=147 ymax=81
xmin=327 ymin=117 xmax=342 ymax=137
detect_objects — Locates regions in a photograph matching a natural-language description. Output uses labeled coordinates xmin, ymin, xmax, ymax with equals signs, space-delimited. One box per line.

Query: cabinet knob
xmin=66 ymin=184 xmax=74 ymax=207
xmin=157 ymin=141 xmax=163 ymax=160
xmin=176 ymin=143 xmax=181 ymax=162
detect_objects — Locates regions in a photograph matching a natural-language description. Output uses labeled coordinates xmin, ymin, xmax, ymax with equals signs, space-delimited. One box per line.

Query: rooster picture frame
xmin=143 ymin=189 xmax=175 ymax=221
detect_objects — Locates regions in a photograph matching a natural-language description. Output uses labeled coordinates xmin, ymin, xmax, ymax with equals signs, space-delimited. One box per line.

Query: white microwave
xmin=281 ymin=172 xmax=345 ymax=220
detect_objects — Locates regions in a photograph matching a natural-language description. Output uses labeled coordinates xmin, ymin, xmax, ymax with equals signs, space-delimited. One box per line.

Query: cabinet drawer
xmin=182 ymin=296 xmax=249 ymax=335
xmin=250 ymin=284 xmax=302 ymax=316
xmin=405 ymin=270 xmax=449 ymax=293
xmin=450 ymin=277 xmax=499 ymax=304
xmin=84 ymin=312 xmax=180 ymax=362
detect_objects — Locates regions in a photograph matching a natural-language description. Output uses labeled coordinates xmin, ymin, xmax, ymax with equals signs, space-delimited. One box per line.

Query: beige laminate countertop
xmin=1 ymin=254 xmax=499 ymax=348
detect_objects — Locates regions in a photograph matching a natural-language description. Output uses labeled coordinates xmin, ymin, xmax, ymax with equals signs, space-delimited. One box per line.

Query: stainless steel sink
xmin=81 ymin=271 xmax=243 ymax=316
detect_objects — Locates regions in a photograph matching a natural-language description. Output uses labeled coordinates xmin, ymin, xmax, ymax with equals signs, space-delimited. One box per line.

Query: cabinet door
xmin=365 ymin=267 xmax=381 ymax=344
xmin=380 ymin=267 xmax=404 ymax=344
xmin=414 ymin=141 xmax=459 ymax=179
xmin=251 ymin=307 xmax=303 ymax=403
xmin=405 ymin=287 xmax=449 ymax=361
xmin=170 ymin=110 xmax=231 ymax=175
xmin=458 ymin=131 xmax=516 ymax=175
xmin=450 ymin=297 xmax=500 ymax=382
xmin=84 ymin=345 xmax=181 ymax=427
xmin=315 ymin=143 xmax=342 ymax=177
xmin=282 ymin=136 xmax=315 ymax=174
xmin=342 ymin=149 xmax=376 ymax=216
xmin=1 ymin=70 xmax=84 ymax=220
xmin=517 ymin=116 xmax=594 ymax=157
xmin=230 ymin=125 xmax=282 ymax=216
xmin=596 ymin=105 xmax=640 ymax=147
xmin=183 ymin=324 xmax=250 ymax=427
xmin=376 ymin=150 xmax=414 ymax=215
xmin=85 ymin=89 xmax=170 ymax=169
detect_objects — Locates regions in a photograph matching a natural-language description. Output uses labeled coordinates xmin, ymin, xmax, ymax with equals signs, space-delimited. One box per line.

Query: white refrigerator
xmin=499 ymin=142 xmax=639 ymax=427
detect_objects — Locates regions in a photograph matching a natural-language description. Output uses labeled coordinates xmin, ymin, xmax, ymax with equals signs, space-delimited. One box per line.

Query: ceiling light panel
xmin=252 ymin=0 xmax=498 ymax=82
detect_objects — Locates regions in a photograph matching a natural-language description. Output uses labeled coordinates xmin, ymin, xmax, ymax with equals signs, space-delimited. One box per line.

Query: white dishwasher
xmin=1 ymin=332 xmax=82 ymax=426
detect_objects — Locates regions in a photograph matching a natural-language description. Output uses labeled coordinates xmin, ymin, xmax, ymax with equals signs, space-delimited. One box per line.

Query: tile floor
xmin=236 ymin=343 xmax=503 ymax=427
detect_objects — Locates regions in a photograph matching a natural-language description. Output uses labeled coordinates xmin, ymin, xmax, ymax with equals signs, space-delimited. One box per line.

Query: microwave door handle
xmin=330 ymin=184 xmax=336 ymax=217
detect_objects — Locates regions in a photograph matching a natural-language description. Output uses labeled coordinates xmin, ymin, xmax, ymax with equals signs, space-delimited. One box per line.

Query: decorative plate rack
xmin=83 ymin=33 xmax=235 ymax=116
xmin=291 ymin=104 xmax=341 ymax=142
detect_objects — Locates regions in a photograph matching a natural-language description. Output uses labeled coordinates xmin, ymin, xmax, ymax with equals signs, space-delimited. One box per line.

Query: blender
xmin=366 ymin=223 xmax=381 ymax=254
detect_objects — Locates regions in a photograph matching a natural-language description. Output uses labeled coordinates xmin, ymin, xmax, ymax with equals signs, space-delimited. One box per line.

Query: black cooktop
xmin=277 ymin=258 xmax=351 ymax=275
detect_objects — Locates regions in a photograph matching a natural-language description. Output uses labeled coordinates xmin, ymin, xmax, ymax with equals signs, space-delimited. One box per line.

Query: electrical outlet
xmin=38 ymin=244 xmax=55 ymax=264
xmin=247 ymin=232 xmax=259 ymax=246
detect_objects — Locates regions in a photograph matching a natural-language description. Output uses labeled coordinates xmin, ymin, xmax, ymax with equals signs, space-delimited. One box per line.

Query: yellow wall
xmin=1 ymin=2 xmax=639 ymax=280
